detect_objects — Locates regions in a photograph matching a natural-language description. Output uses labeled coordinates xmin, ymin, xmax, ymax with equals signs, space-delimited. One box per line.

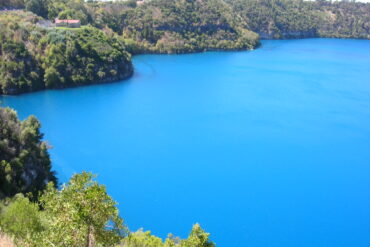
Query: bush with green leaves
xmin=226 ymin=0 xmax=370 ymax=39
xmin=0 ymin=194 xmax=44 ymax=242
xmin=0 ymin=172 xmax=126 ymax=247
xmin=88 ymin=0 xmax=260 ymax=54
xmin=0 ymin=0 xmax=24 ymax=9
xmin=33 ymin=172 xmax=125 ymax=247
xmin=0 ymin=107 xmax=56 ymax=200
xmin=0 ymin=170 xmax=216 ymax=247
xmin=120 ymin=224 xmax=215 ymax=247
xmin=0 ymin=11 xmax=133 ymax=95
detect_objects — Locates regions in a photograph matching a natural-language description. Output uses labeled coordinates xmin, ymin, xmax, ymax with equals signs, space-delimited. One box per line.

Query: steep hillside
xmin=93 ymin=0 xmax=260 ymax=53
xmin=226 ymin=0 xmax=370 ymax=39
xmin=0 ymin=11 xmax=133 ymax=95
xmin=1 ymin=0 xmax=369 ymax=95
xmin=0 ymin=107 xmax=56 ymax=200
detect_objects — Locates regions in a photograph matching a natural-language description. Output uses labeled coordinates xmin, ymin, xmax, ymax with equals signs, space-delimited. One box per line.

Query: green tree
xmin=39 ymin=172 xmax=126 ymax=247
xmin=25 ymin=0 xmax=49 ymax=18
xmin=121 ymin=230 xmax=165 ymax=247
xmin=180 ymin=224 xmax=215 ymax=247
xmin=44 ymin=66 xmax=63 ymax=88
xmin=0 ymin=0 xmax=25 ymax=9
xmin=0 ymin=107 xmax=57 ymax=200
xmin=0 ymin=194 xmax=44 ymax=241
xmin=119 ymin=224 xmax=214 ymax=247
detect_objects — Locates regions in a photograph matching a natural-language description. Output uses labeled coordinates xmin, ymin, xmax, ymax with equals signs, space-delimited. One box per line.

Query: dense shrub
xmin=0 ymin=11 xmax=133 ymax=95
xmin=226 ymin=0 xmax=370 ymax=39
xmin=0 ymin=107 xmax=56 ymax=200
xmin=89 ymin=0 xmax=260 ymax=54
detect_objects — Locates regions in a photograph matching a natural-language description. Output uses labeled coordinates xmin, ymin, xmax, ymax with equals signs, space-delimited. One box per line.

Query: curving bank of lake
xmin=1 ymin=39 xmax=370 ymax=247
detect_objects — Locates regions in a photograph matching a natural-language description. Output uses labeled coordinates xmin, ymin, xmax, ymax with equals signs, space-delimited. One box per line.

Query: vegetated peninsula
xmin=0 ymin=11 xmax=133 ymax=95
xmin=1 ymin=0 xmax=370 ymax=95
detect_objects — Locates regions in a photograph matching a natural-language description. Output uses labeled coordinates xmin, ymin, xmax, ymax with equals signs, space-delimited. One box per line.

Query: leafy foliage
xmin=0 ymin=11 xmax=133 ymax=95
xmin=38 ymin=172 xmax=126 ymax=247
xmin=0 ymin=107 xmax=56 ymax=200
xmin=120 ymin=224 xmax=215 ymax=247
xmin=24 ymin=0 xmax=49 ymax=18
xmin=22 ymin=0 xmax=90 ymax=22
xmin=5 ymin=0 xmax=260 ymax=54
xmin=120 ymin=230 xmax=173 ymax=247
xmin=91 ymin=0 xmax=260 ymax=54
xmin=0 ymin=194 xmax=44 ymax=242
xmin=0 ymin=172 xmax=126 ymax=247
xmin=1 ymin=0 xmax=369 ymax=94
xmin=226 ymin=0 xmax=370 ymax=39
xmin=0 ymin=170 xmax=216 ymax=247
xmin=180 ymin=224 xmax=215 ymax=247
xmin=0 ymin=0 xmax=24 ymax=10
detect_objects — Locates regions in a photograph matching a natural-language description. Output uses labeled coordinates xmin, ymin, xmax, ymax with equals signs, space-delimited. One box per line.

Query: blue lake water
xmin=1 ymin=39 xmax=370 ymax=246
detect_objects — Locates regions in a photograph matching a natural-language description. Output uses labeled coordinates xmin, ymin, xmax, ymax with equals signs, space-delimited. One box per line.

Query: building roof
xmin=55 ymin=19 xmax=80 ymax=24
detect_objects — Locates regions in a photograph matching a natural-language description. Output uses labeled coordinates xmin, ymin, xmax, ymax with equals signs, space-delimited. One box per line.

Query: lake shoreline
xmin=3 ymin=39 xmax=370 ymax=246
xmin=3 ymin=37 xmax=370 ymax=96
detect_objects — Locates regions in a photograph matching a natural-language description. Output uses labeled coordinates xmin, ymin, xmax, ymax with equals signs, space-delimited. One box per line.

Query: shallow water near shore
xmin=2 ymin=39 xmax=370 ymax=247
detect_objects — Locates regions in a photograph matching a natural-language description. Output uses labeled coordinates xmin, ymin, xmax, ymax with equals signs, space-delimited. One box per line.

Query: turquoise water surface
xmin=1 ymin=39 xmax=370 ymax=246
